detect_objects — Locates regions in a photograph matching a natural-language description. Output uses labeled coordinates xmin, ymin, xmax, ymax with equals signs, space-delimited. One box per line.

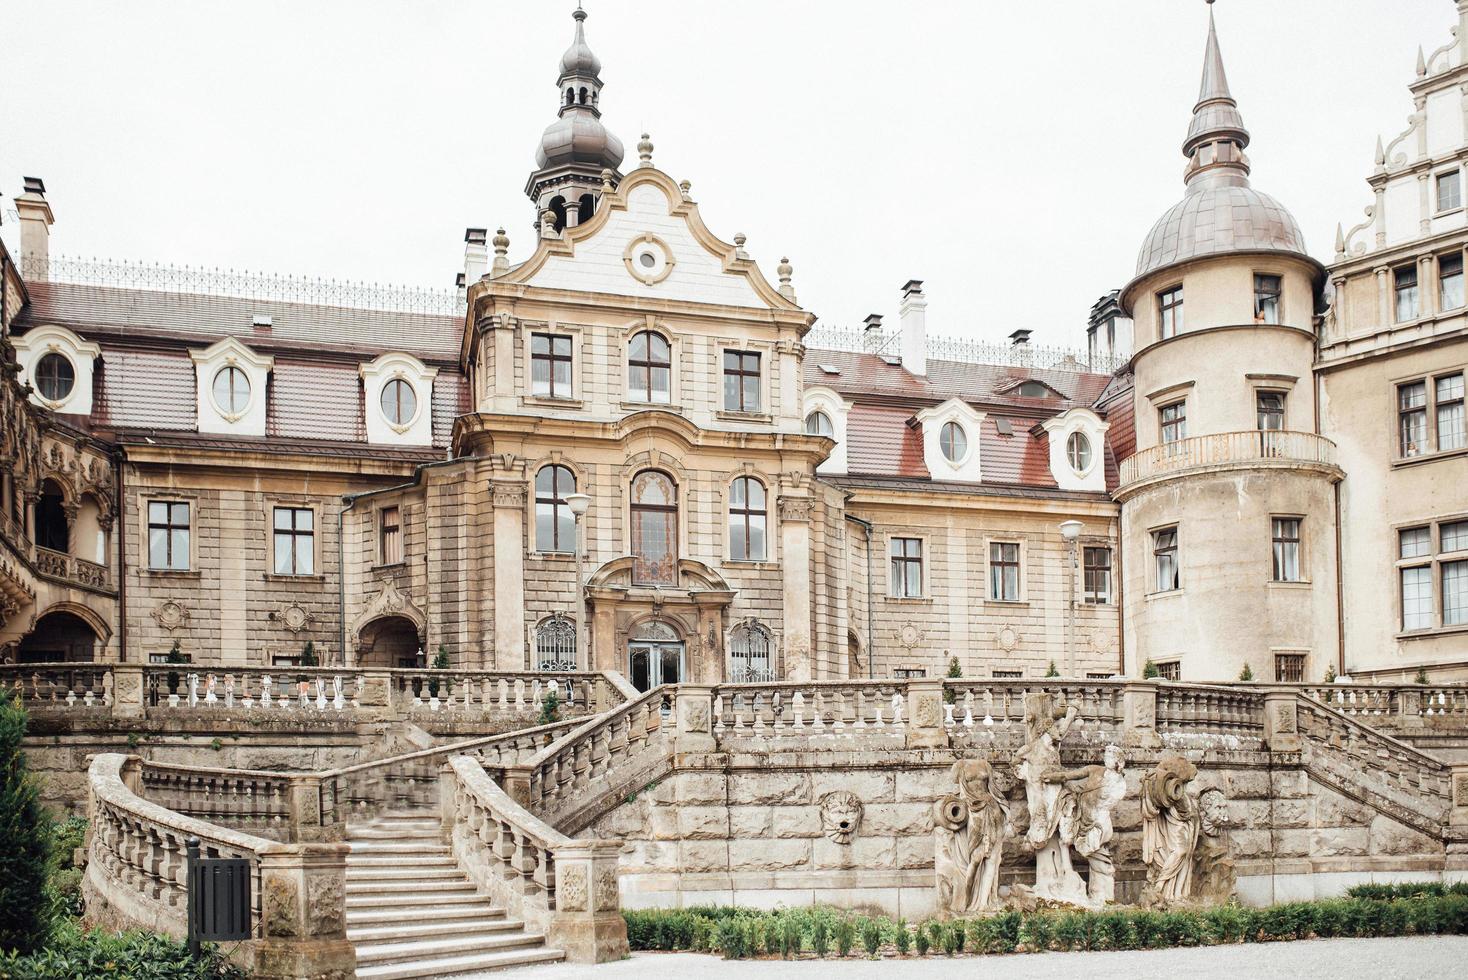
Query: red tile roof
xmin=804 ymin=349 xmax=1112 ymax=410
xmin=1093 ymin=373 xmax=1136 ymax=493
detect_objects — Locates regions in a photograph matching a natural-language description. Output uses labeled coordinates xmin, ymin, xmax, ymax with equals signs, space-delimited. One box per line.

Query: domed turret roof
xmin=1132 ymin=6 xmax=1310 ymax=282
xmin=559 ymin=7 xmax=602 ymax=80
xmin=536 ymin=111 xmax=625 ymax=172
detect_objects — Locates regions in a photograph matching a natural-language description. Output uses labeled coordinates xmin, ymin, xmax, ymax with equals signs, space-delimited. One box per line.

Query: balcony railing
xmin=1119 ymin=430 xmax=1338 ymax=488
xmin=33 ymin=546 xmax=112 ymax=591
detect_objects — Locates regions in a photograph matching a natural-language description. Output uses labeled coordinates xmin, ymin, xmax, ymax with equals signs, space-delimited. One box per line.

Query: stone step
xmin=347 ymin=916 xmax=519 ymax=944
xmin=354 ymin=931 xmax=546 ymax=967
xmin=347 ymin=841 xmax=452 ymax=855
xmin=345 ymin=889 xmax=485 ymax=909
xmin=347 ymin=827 xmax=441 ymax=841
xmin=345 ymin=903 xmax=505 ymax=927
xmin=354 ymin=947 xmax=564 ymax=980
xmin=346 ymin=879 xmax=478 ymax=896
xmin=346 ymin=854 xmax=458 ymax=869
xmin=346 ymin=866 xmax=465 ymax=883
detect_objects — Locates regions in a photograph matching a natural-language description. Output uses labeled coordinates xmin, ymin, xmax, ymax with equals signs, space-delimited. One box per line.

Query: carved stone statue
xmin=1192 ymin=787 xmax=1236 ymax=904
xmin=933 ymin=759 xmax=1009 ymax=915
xmin=1140 ymin=754 xmax=1201 ymax=906
xmin=1051 ymin=743 xmax=1127 ymax=905
xmin=1013 ymin=693 xmax=1088 ymax=905
xmin=818 ymin=791 xmax=863 ymax=845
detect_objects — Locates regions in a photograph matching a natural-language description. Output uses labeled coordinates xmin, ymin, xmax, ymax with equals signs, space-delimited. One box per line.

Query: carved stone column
xmin=778 ymin=494 xmax=813 ymax=682
xmin=546 ymin=840 xmax=629 ymax=963
xmin=110 ymin=664 xmax=145 ymax=720
xmin=491 ymin=481 xmax=527 ymax=669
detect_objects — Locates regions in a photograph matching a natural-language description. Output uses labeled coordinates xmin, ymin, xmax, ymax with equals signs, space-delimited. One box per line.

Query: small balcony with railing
xmin=1117 ymin=430 xmax=1341 ymax=496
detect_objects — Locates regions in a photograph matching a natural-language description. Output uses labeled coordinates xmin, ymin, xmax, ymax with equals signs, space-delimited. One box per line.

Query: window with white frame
xmin=212 ymin=366 xmax=251 ymax=416
xmin=728 ymin=622 xmax=774 ymax=682
xmin=1066 ymin=431 xmax=1092 ymax=472
xmin=1083 ymin=546 xmax=1112 ymax=603
xmin=889 ymin=537 xmax=923 ymax=598
xmin=34 ymin=352 xmax=75 ymax=402
xmin=989 ymin=541 xmax=1020 ymax=601
xmin=1439 ymin=170 xmax=1462 ymax=212
xmin=148 ymin=501 xmax=190 ymax=571
xmin=1271 ymin=517 xmax=1302 ymax=583
xmin=1398 ymin=519 xmax=1468 ymax=631
xmin=1441 ymin=252 xmax=1465 ymax=311
xmin=380 ymin=378 xmax=417 ymax=426
xmin=272 ymin=507 xmax=315 ymax=576
xmin=805 ymin=410 xmax=834 ymax=436
xmin=1153 ymin=526 xmax=1179 ymax=592
xmin=728 ymin=476 xmax=767 ymax=561
xmin=1398 ymin=371 xmax=1465 ymax=458
xmin=940 ymin=421 xmax=968 ymax=464
xmin=1395 ymin=265 xmax=1420 ymax=322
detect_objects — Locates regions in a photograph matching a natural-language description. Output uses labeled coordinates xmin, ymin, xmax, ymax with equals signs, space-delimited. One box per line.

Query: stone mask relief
xmin=818 ymin=791 xmax=863 ymax=844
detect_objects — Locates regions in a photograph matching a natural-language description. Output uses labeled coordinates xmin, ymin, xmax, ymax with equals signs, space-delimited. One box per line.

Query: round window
xmin=212 ymin=366 xmax=251 ymax=415
xmin=805 ymin=410 xmax=834 ymax=437
xmin=1067 ymin=431 xmax=1093 ymax=472
xmin=35 ymin=352 xmax=75 ymax=402
xmin=380 ymin=378 xmax=418 ymax=426
xmin=638 ymin=252 xmax=657 ymax=269
xmin=940 ymin=421 xmax=967 ymax=463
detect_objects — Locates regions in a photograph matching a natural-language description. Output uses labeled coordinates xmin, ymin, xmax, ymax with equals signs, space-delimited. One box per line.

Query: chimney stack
xmin=1009 ymin=329 xmax=1032 ymax=347
xmin=862 ymin=314 xmax=884 ymax=353
xmin=16 ymin=177 xmax=54 ymax=279
xmin=463 ymin=228 xmax=489 ymax=286
xmin=899 ymin=279 xmax=927 ymax=377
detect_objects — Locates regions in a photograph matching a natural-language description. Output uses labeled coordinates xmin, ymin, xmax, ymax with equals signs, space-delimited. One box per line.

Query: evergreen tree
xmin=300 ymin=641 xmax=317 ymax=667
xmin=1239 ymin=664 xmax=1254 ymax=682
xmin=0 ymin=688 xmax=50 ymax=954
xmin=1046 ymin=661 xmax=1060 ymax=678
xmin=1142 ymin=660 xmax=1160 ymax=679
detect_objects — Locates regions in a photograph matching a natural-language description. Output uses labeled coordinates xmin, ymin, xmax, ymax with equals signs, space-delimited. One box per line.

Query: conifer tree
xmin=0 ymin=688 xmax=49 ymax=954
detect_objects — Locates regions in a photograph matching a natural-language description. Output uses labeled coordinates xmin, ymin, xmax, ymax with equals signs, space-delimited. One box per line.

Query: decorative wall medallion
xmin=151 ymin=601 xmax=190 ymax=632
xmin=558 ymin=866 xmax=588 ymax=912
xmin=623 ymin=234 xmax=675 ymax=285
xmin=818 ymin=791 xmax=863 ymax=844
xmin=898 ymin=623 xmax=923 ymax=649
xmin=996 ymin=626 xmax=1019 ymax=653
xmin=594 ymin=867 xmax=619 ymax=911
xmin=275 ymin=602 xmax=311 ymax=634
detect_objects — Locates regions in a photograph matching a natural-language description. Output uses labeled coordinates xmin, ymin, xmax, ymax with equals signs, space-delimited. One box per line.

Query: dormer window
xmin=380 ymin=378 xmax=417 ymax=426
xmin=940 ymin=421 xmax=968 ymax=463
xmin=1066 ymin=432 xmax=1092 ymax=472
xmin=360 ymin=352 xmax=438 ymax=446
xmin=1016 ymin=381 xmax=1050 ymax=398
xmin=805 ymin=411 xmax=834 ymax=437
xmin=35 ymin=353 xmax=75 ymax=402
xmin=212 ymin=366 xmax=251 ymax=416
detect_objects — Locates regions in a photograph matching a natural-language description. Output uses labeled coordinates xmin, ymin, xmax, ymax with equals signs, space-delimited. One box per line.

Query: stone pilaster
xmin=674 ymin=684 xmax=716 ymax=753
xmin=777 ymin=494 xmax=813 ymax=682
xmin=250 ymin=844 xmax=356 ymax=980
xmin=1262 ymin=690 xmax=1302 ymax=752
xmin=491 ymin=481 xmax=527 ymax=669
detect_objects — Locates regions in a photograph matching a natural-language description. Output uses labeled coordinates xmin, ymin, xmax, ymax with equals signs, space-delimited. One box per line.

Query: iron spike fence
xmin=805 ymin=323 xmax=1127 ymax=375
xmin=21 ymin=254 xmax=466 ymax=317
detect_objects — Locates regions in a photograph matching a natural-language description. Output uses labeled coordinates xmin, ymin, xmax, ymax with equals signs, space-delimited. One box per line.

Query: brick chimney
xmin=899 ymin=280 xmax=927 ymax=377
xmin=16 ymin=177 xmax=54 ymax=279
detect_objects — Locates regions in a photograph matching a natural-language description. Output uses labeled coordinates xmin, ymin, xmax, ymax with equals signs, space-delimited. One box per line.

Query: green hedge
xmin=0 ymin=921 xmax=243 ymax=979
xmin=624 ymin=895 xmax=1468 ymax=959
xmin=1346 ymin=882 xmax=1468 ymax=901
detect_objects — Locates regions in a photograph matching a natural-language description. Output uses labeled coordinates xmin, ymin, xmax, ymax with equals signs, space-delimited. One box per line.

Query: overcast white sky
xmin=0 ymin=1 xmax=1449 ymax=348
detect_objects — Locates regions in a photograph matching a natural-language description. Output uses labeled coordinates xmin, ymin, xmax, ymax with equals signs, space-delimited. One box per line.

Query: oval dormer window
xmin=35 ymin=352 xmax=76 ymax=403
xmin=805 ymin=410 xmax=834 ymax=437
xmin=940 ymin=421 xmax=967 ymax=464
xmin=212 ymin=366 xmax=251 ymax=415
xmin=1067 ymin=431 xmax=1093 ymax=473
xmin=380 ymin=378 xmax=418 ymax=426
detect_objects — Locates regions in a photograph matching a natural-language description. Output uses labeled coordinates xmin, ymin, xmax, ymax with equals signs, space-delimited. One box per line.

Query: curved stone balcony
xmin=1117 ymin=429 xmax=1341 ymax=498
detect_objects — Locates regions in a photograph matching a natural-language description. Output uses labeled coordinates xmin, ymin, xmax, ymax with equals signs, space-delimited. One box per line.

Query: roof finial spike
xmin=1375 ymin=135 xmax=1386 ymax=168
xmin=1417 ymin=45 xmax=1428 ymax=77
xmin=1334 ymin=223 xmax=1346 ymax=258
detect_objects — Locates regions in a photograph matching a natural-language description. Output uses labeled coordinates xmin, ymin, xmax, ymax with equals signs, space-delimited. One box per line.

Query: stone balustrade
xmin=711 ymin=680 xmax=908 ymax=736
xmin=3 ymin=661 xmax=112 ymax=707
xmin=1118 ymin=429 xmax=1339 ymax=489
xmin=33 ymin=545 xmax=112 ymax=590
xmin=444 ymin=756 xmax=627 ymax=963
xmin=1155 ymin=683 xmax=1266 ymax=745
xmin=139 ymin=761 xmax=303 ymax=841
xmin=385 ymin=670 xmax=620 ymax=718
xmin=316 ymin=720 xmax=580 ymax=829
xmin=143 ymin=665 xmax=362 ymax=713
xmin=84 ymin=754 xmax=353 ymax=980
xmin=1290 ymin=683 xmax=1468 ymax=719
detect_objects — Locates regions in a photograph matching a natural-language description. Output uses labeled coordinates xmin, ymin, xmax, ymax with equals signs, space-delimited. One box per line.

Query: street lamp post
xmin=565 ymin=493 xmax=592 ymax=670
xmin=1058 ymin=520 xmax=1083 ymax=678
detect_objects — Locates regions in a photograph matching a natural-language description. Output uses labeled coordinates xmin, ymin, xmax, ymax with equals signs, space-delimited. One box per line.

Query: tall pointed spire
xmin=1182 ymin=2 xmax=1251 ymax=192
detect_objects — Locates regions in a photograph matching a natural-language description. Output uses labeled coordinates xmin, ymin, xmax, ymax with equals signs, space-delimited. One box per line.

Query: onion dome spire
xmin=526 ymin=4 xmax=625 ymax=231
xmin=1182 ymin=1 xmax=1251 ymax=191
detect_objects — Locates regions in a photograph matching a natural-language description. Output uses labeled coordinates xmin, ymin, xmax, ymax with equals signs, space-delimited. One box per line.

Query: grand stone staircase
xmin=345 ymin=811 xmax=565 ymax=978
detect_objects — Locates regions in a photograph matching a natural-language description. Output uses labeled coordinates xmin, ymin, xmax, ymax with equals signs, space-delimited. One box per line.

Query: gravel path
xmin=492 ymin=936 xmax=1468 ymax=980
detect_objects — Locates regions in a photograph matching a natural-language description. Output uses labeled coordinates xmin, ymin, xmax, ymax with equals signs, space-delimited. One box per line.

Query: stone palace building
xmin=2 ymin=2 xmax=1467 ymax=688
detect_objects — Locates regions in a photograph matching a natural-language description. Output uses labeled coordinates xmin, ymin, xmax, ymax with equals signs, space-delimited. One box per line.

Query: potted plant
xmin=429 ymin=644 xmax=450 ymax=700
xmin=164 ymin=640 xmax=184 ymax=697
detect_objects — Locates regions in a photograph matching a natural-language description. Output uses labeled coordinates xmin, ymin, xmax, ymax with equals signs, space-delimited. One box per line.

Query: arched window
xmin=729 ymin=622 xmax=774 ymax=683
xmin=534 ymin=465 xmax=577 ymax=553
xmin=380 ymin=378 xmax=417 ymax=426
xmin=535 ymin=615 xmax=577 ymax=671
xmin=805 ymin=410 xmax=833 ymax=437
xmin=728 ymin=477 xmax=767 ymax=562
xmin=565 ymin=87 xmax=575 ymax=105
xmin=577 ymin=194 xmax=595 ymax=224
xmin=549 ymin=195 xmax=568 ymax=232
xmin=212 ymin=366 xmax=250 ymax=415
xmin=1066 ymin=432 xmax=1093 ymax=473
xmin=35 ymin=353 xmax=75 ymax=402
xmin=630 ymin=471 xmax=677 ymax=586
xmin=940 ymin=421 xmax=967 ymax=463
xmin=628 ymin=331 xmax=672 ymax=404
xmin=36 ymin=479 xmax=68 ymax=554
xmin=578 ymin=86 xmax=589 ymax=104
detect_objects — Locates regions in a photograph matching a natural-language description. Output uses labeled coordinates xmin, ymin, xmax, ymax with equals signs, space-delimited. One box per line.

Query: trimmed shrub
xmin=860 ymin=918 xmax=882 ymax=957
xmin=0 ymin=689 xmax=48 ymax=955
xmin=894 ymin=919 xmax=911 ymax=955
xmin=914 ymin=922 xmax=930 ymax=956
xmin=834 ymin=917 xmax=855 ymax=957
xmin=811 ymin=917 xmax=830 ymax=958
xmin=0 ymin=922 xmax=242 ymax=979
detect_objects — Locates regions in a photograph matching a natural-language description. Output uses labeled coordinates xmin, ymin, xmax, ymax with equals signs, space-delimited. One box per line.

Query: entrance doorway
xmin=628 ymin=641 xmax=683 ymax=692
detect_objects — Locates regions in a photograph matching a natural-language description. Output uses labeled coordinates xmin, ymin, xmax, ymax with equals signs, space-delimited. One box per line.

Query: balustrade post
xmin=546 ymin=840 xmax=629 ymax=964
xmin=1399 ymin=688 xmax=1423 ymax=719
xmin=439 ymin=763 xmax=457 ymax=843
xmin=250 ymin=845 xmax=355 ymax=980
xmin=1121 ymin=682 xmax=1162 ymax=749
xmin=905 ymin=678 xmax=947 ymax=748
xmin=1450 ymin=764 xmax=1468 ymax=877
xmin=1263 ymin=690 xmax=1303 ymax=752
xmin=673 ymin=685 xmax=717 ymax=753
xmin=357 ymin=670 xmax=394 ymax=720
xmin=501 ymin=764 xmax=533 ymax=808
xmin=112 ymin=664 xmax=145 ymax=720
xmin=285 ymin=775 xmax=332 ymax=843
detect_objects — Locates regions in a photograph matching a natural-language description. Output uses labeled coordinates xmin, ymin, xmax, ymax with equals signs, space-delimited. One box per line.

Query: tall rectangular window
xmin=1398 ymin=518 xmax=1468 ymax=629
xmin=147 ymin=501 xmax=190 ymax=571
xmin=1441 ymin=252 xmax=1465 ymax=310
xmin=722 ymin=350 xmax=761 ymax=412
xmin=889 ymin=537 xmax=923 ymax=598
xmin=1446 ymin=559 xmax=1468 ymax=627
xmin=1159 ymin=401 xmax=1187 ymax=445
xmin=272 ymin=507 xmax=314 ymax=576
xmin=1274 ymin=653 xmax=1306 ymax=683
xmin=1153 ymin=527 xmax=1179 ymax=592
xmin=989 ymin=542 xmax=1020 ymax=601
xmin=1438 ymin=170 xmax=1462 ymax=212
xmin=1083 ymin=546 xmax=1112 ymax=604
xmin=1398 ymin=381 xmax=1428 ymax=457
xmin=380 ymin=506 xmax=402 ymax=565
xmin=1394 ymin=265 xmax=1420 ymax=322
xmin=1158 ymin=286 xmax=1183 ymax=339
xmin=1271 ymin=517 xmax=1302 ymax=582
xmin=1400 ymin=525 xmax=1434 ymax=631
xmin=1254 ymin=274 xmax=1282 ymax=324
xmin=1438 ymin=373 xmax=1465 ymax=451
xmin=1256 ymin=391 xmax=1285 ymax=431
xmin=530 ymin=333 xmax=573 ymax=398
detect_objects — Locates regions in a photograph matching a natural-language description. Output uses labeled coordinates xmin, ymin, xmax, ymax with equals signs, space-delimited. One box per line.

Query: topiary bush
xmin=0 ymin=688 xmax=49 ymax=955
